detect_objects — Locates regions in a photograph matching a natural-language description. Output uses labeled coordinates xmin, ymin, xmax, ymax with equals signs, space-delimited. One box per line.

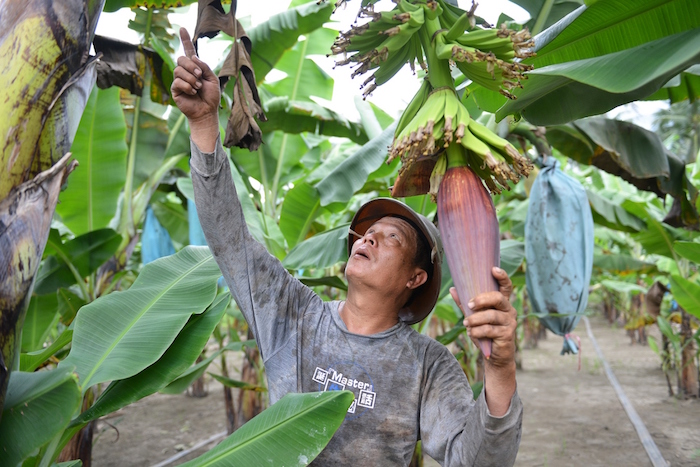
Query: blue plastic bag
xmin=525 ymin=158 xmax=594 ymax=354
xmin=188 ymin=199 xmax=208 ymax=246
xmin=141 ymin=206 xmax=176 ymax=264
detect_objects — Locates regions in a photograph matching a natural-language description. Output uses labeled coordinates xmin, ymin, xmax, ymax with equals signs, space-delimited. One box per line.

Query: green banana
xmin=372 ymin=42 xmax=411 ymax=85
xmin=395 ymin=78 xmax=432 ymax=137
xmin=397 ymin=0 xmax=421 ymax=14
xmin=468 ymin=119 xmax=532 ymax=176
xmin=445 ymin=12 xmax=471 ymax=42
xmin=390 ymin=88 xmax=449 ymax=163
xmin=442 ymin=90 xmax=462 ymax=146
xmin=422 ymin=1 xmax=443 ymax=21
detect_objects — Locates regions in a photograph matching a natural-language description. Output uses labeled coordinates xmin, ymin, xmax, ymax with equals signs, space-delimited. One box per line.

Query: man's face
xmin=346 ymin=216 xmax=424 ymax=295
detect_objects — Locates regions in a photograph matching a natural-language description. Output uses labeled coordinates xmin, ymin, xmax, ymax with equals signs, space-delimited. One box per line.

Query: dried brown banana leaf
xmin=193 ymin=0 xmax=266 ymax=150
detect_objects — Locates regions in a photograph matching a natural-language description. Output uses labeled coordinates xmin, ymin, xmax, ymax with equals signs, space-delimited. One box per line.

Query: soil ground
xmin=91 ymin=313 xmax=700 ymax=466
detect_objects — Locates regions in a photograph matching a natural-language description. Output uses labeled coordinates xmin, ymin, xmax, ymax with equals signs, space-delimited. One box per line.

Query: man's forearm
xmin=189 ymin=113 xmax=220 ymax=153
xmin=483 ymin=361 xmax=517 ymax=416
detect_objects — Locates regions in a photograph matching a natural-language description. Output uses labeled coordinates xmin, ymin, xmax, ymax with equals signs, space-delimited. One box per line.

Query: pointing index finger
xmin=180 ymin=27 xmax=197 ymax=59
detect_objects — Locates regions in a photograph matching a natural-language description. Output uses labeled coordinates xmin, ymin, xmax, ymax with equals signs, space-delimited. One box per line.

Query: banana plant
xmin=2 ymin=247 xmax=353 ymax=465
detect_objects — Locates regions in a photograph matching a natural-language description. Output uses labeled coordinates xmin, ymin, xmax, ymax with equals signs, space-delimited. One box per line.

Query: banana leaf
xmin=593 ymin=254 xmax=658 ymax=276
xmin=160 ymin=340 xmax=257 ymax=394
xmin=279 ymin=182 xmax=322 ymax=249
xmin=500 ymin=240 xmax=526 ymax=276
xmin=600 ymin=280 xmax=647 ymax=295
xmin=129 ymin=7 xmax=176 ymax=56
xmin=234 ymin=131 xmax=308 ymax=191
xmin=260 ymin=96 xmax=368 ymax=144
xmin=181 ymin=391 xmax=353 ymax=467
xmin=670 ymin=275 xmax=700 ymax=319
xmin=0 ymin=367 xmax=81 ymax=466
xmin=59 ymin=246 xmax=222 ymax=391
xmin=209 ymin=373 xmax=267 ymax=392
xmin=283 ymin=223 xmax=350 ymax=270
xmin=586 ymin=189 xmax=646 ymax=233
xmin=248 ymin=1 xmax=334 ymax=84
xmin=21 ymin=293 xmax=60 ymax=353
xmin=151 ymin=192 xmax=190 ymax=248
xmin=73 ymin=293 xmax=231 ymax=425
xmin=547 ymin=117 xmax=699 ymax=228
xmin=57 ymin=287 xmax=87 ymax=325
xmin=674 ymin=241 xmax=700 ymax=264
xmin=20 ymin=328 xmax=74 ymax=372
xmin=299 ymin=276 xmax=348 ymax=292
xmin=195 ymin=0 xmax=266 ymax=150
xmin=56 ymin=86 xmax=128 ymax=235
xmin=497 ymin=0 xmax=700 ymax=124
xmin=34 ymin=228 xmax=122 ymax=295
xmin=123 ymin=105 xmax=170 ymax=188
xmin=498 ymin=28 xmax=700 ymax=124
xmin=355 ymin=96 xmax=384 ymax=140
xmin=264 ymin=29 xmax=336 ymax=102
xmin=634 ymin=217 xmax=688 ymax=261
xmin=646 ymin=65 xmax=700 ymax=103
xmin=315 ymin=123 xmax=398 ymax=207
xmin=509 ymin=0 xmax=584 ymax=34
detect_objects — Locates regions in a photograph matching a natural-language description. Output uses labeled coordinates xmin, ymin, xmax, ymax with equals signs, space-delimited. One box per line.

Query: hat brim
xmin=348 ymin=198 xmax=442 ymax=325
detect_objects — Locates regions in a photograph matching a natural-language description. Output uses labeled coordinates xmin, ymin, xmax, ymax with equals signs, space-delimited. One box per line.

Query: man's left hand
xmin=449 ymin=267 xmax=517 ymax=369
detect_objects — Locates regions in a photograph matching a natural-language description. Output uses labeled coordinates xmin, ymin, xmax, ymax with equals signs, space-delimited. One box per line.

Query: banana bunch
xmin=330 ymin=0 xmax=426 ymax=97
xmin=331 ymin=0 xmax=534 ymax=194
xmin=389 ymin=82 xmax=532 ymax=194
xmin=435 ymin=22 xmax=534 ymax=98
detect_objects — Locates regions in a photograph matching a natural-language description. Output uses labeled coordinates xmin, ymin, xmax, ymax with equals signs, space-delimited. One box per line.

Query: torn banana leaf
xmin=194 ymin=0 xmax=266 ymax=150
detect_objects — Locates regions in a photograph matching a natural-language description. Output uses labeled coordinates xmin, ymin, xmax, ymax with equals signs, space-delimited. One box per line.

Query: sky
xmin=95 ymin=0 xmax=665 ymax=128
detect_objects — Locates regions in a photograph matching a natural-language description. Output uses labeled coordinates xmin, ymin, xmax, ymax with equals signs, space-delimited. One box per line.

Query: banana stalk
xmin=438 ymin=145 xmax=498 ymax=358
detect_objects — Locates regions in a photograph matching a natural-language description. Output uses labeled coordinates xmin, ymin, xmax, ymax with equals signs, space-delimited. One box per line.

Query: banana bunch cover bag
xmin=525 ymin=158 xmax=594 ymax=354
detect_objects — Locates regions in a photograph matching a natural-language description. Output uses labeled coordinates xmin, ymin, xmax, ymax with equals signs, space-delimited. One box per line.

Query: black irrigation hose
xmin=583 ymin=316 xmax=668 ymax=467
xmin=150 ymin=430 xmax=227 ymax=467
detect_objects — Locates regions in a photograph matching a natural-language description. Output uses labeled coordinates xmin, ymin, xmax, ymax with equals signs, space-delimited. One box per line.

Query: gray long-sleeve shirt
xmin=190 ymin=138 xmax=523 ymax=466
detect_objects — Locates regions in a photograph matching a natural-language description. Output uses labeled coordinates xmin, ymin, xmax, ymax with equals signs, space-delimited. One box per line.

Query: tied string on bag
xmin=565 ymin=333 xmax=582 ymax=371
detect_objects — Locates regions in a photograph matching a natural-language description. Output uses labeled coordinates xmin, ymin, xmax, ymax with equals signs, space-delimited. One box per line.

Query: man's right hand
xmin=171 ymin=28 xmax=221 ymax=152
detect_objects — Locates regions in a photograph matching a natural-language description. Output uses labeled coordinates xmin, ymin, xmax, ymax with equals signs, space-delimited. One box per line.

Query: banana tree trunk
xmin=0 ymin=0 xmax=105 ymax=417
xmin=679 ymin=310 xmax=698 ymax=399
xmin=235 ymin=330 xmax=264 ymax=429
xmin=0 ymin=153 xmax=77 ymax=419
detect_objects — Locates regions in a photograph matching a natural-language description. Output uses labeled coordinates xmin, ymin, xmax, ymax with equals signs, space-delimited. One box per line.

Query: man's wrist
xmin=484 ymin=359 xmax=516 ymax=379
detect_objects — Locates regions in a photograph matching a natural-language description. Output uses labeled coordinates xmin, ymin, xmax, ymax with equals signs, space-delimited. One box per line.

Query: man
xmin=172 ymin=28 xmax=522 ymax=465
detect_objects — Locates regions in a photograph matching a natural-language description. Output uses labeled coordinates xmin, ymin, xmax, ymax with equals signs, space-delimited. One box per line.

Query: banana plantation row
xmin=1 ymin=0 xmax=699 ymax=465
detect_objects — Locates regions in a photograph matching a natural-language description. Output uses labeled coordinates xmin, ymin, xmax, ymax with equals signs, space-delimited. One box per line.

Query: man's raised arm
xmin=171 ymin=28 xmax=317 ymax=361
